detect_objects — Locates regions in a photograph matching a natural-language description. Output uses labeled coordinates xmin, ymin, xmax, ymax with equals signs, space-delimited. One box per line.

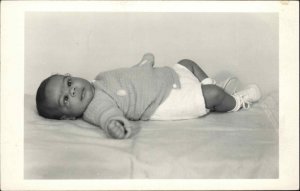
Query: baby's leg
xmin=178 ymin=59 xmax=209 ymax=82
xmin=202 ymin=84 xmax=236 ymax=112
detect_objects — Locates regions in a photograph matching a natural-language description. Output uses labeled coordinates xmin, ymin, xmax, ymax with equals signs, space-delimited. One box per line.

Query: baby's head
xmin=36 ymin=74 xmax=95 ymax=120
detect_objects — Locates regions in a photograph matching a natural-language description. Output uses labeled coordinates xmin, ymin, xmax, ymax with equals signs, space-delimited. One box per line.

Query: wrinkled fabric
xmin=25 ymin=92 xmax=278 ymax=179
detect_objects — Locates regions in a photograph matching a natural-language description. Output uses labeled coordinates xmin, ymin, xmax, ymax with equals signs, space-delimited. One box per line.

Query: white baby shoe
xmin=231 ymin=84 xmax=262 ymax=111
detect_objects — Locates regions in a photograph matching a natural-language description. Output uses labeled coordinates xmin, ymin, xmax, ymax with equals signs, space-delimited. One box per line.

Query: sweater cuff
xmin=100 ymin=108 xmax=129 ymax=134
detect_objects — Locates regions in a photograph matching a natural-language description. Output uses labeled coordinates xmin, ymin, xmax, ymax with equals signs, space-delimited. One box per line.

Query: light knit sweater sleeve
xmin=83 ymin=91 xmax=131 ymax=137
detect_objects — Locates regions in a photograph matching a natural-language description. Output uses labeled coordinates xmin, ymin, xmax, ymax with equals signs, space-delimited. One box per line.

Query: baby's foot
xmin=233 ymin=84 xmax=262 ymax=110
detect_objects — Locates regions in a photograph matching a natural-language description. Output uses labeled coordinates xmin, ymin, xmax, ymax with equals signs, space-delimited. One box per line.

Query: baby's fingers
xmin=107 ymin=121 xmax=126 ymax=139
xmin=123 ymin=125 xmax=132 ymax=139
xmin=108 ymin=126 xmax=124 ymax=139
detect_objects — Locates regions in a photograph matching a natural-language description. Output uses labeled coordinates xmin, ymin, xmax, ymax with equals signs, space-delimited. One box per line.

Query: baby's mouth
xmin=81 ymin=88 xmax=85 ymax=101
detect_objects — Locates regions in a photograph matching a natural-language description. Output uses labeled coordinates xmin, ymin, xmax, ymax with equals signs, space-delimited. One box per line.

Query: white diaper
xmin=150 ymin=64 xmax=209 ymax=120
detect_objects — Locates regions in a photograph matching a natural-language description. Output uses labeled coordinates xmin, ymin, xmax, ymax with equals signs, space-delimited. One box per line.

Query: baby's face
xmin=45 ymin=74 xmax=95 ymax=119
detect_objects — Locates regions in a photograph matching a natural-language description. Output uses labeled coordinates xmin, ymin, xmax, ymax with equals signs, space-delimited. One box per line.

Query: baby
xmin=36 ymin=53 xmax=261 ymax=139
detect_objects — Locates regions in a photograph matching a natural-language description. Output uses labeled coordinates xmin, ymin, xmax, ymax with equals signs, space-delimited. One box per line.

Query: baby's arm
xmin=178 ymin=59 xmax=208 ymax=82
xmin=83 ymin=91 xmax=141 ymax=139
xmin=133 ymin=53 xmax=155 ymax=67
xmin=106 ymin=111 xmax=142 ymax=139
xmin=104 ymin=109 xmax=141 ymax=139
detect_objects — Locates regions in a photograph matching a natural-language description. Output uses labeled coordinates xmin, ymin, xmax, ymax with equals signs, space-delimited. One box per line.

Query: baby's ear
xmin=60 ymin=115 xmax=76 ymax=120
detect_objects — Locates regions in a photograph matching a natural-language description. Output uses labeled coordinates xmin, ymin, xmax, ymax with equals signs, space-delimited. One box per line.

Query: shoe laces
xmin=233 ymin=91 xmax=251 ymax=109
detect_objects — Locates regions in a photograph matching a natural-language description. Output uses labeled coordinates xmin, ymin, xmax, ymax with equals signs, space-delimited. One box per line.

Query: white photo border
xmin=1 ymin=1 xmax=299 ymax=190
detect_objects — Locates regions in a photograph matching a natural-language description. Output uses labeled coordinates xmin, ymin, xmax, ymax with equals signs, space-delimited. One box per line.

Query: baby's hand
xmin=142 ymin=53 xmax=154 ymax=62
xmin=107 ymin=120 xmax=131 ymax=139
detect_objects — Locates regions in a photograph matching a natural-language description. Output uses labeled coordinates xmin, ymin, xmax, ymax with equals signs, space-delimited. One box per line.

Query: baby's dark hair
xmin=36 ymin=74 xmax=62 ymax=119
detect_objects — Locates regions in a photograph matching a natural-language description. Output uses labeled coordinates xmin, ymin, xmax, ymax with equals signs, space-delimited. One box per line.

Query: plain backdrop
xmin=25 ymin=12 xmax=278 ymax=96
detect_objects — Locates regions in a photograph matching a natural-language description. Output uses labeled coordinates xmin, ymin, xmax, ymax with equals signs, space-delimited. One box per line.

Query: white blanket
xmin=24 ymin=91 xmax=278 ymax=179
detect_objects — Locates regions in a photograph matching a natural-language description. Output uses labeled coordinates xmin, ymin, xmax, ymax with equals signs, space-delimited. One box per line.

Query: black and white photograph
xmin=24 ymin=11 xmax=280 ymax=179
xmin=1 ymin=1 xmax=299 ymax=190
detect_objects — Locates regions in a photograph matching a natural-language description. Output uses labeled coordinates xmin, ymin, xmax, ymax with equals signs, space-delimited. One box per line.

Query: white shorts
xmin=150 ymin=64 xmax=209 ymax=120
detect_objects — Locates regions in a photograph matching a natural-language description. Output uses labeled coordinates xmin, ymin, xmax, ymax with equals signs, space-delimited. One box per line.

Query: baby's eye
xmin=63 ymin=96 xmax=69 ymax=104
xmin=67 ymin=78 xmax=72 ymax=86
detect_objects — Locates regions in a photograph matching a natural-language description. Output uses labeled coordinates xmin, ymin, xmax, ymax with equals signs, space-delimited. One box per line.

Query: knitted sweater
xmin=82 ymin=62 xmax=181 ymax=134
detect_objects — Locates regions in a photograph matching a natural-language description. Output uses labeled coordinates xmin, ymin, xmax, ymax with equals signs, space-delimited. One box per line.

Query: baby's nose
xmin=69 ymin=87 xmax=76 ymax=97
